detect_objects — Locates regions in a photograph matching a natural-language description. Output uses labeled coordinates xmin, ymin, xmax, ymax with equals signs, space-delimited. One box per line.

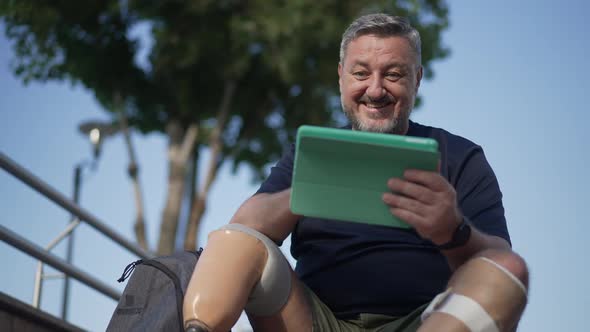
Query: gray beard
xmin=342 ymin=105 xmax=401 ymax=134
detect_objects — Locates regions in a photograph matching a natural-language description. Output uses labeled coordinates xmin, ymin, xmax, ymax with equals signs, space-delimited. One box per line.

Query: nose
xmin=366 ymin=75 xmax=386 ymax=101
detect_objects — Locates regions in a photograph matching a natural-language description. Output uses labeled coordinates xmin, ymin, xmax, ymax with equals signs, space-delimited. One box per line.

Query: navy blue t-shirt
xmin=256 ymin=121 xmax=510 ymax=318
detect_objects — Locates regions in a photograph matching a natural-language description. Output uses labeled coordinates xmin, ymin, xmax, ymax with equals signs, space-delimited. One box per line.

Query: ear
xmin=338 ymin=63 xmax=343 ymax=87
xmin=415 ymin=66 xmax=423 ymax=92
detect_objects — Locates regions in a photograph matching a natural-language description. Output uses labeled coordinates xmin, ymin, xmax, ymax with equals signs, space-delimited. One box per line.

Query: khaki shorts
xmin=303 ymin=284 xmax=427 ymax=332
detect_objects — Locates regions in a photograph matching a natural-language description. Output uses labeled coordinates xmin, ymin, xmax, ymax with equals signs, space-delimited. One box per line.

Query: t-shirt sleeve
xmin=453 ymin=146 xmax=511 ymax=246
xmin=256 ymin=144 xmax=295 ymax=195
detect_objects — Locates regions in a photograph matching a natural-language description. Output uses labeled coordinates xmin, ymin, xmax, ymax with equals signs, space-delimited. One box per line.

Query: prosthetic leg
xmin=420 ymin=257 xmax=528 ymax=332
xmin=183 ymin=224 xmax=292 ymax=332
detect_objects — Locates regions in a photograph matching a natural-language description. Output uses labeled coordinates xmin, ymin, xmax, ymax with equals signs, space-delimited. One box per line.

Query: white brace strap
xmin=421 ymin=257 xmax=527 ymax=332
xmin=479 ymin=257 xmax=527 ymax=295
xmin=421 ymin=288 xmax=499 ymax=332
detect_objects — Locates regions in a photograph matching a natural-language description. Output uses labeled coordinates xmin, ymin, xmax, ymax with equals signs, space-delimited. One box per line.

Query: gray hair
xmin=339 ymin=14 xmax=422 ymax=66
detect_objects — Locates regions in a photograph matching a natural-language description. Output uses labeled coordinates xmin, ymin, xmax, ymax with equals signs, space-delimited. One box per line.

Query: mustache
xmin=358 ymin=94 xmax=396 ymax=104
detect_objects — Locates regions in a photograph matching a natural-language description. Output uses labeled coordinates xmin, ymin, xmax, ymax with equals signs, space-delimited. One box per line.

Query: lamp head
xmin=78 ymin=120 xmax=119 ymax=160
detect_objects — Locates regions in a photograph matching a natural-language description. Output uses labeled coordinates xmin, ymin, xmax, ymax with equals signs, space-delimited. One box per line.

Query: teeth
xmin=366 ymin=103 xmax=388 ymax=108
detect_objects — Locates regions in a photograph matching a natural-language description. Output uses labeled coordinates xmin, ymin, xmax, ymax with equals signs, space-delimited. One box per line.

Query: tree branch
xmin=180 ymin=124 xmax=199 ymax=162
xmin=157 ymin=119 xmax=200 ymax=255
xmin=184 ymin=80 xmax=237 ymax=250
xmin=114 ymin=92 xmax=148 ymax=251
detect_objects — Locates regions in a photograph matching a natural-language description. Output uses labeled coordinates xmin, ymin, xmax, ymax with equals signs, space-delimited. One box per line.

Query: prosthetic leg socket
xmin=183 ymin=223 xmax=292 ymax=331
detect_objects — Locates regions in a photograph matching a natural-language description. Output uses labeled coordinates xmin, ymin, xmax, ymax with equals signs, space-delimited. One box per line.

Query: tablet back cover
xmin=290 ymin=125 xmax=439 ymax=228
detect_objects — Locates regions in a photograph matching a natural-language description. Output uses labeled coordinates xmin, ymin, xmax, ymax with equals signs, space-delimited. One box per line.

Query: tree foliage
xmin=1 ymin=0 xmax=450 ymax=254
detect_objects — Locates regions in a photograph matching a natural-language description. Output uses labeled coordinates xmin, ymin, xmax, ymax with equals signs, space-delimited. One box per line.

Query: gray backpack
xmin=106 ymin=249 xmax=203 ymax=332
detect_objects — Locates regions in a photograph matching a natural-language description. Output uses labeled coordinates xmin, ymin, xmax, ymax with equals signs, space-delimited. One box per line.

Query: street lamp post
xmin=61 ymin=161 xmax=82 ymax=321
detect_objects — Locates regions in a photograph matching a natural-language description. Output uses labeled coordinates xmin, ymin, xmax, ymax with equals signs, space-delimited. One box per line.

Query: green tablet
xmin=290 ymin=125 xmax=440 ymax=228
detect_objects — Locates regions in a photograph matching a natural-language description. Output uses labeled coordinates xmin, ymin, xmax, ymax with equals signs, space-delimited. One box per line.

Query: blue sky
xmin=1 ymin=1 xmax=588 ymax=331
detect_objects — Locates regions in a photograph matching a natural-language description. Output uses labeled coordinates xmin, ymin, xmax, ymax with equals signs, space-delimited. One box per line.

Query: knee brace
xmin=223 ymin=223 xmax=292 ymax=316
xmin=421 ymin=257 xmax=528 ymax=332
xmin=183 ymin=223 xmax=292 ymax=331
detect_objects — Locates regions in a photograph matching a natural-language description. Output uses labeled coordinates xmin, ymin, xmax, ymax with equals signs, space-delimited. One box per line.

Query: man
xmin=183 ymin=14 xmax=529 ymax=332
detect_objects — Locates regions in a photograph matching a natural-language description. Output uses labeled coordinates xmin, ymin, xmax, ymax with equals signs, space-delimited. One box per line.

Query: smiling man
xmin=182 ymin=14 xmax=529 ymax=332
xmin=339 ymin=33 xmax=421 ymax=135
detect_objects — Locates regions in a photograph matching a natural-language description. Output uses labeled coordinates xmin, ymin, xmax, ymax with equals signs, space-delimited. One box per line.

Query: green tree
xmin=0 ymin=0 xmax=450 ymax=255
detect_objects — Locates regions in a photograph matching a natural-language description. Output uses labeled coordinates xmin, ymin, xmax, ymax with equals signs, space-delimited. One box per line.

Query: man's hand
xmin=381 ymin=169 xmax=462 ymax=245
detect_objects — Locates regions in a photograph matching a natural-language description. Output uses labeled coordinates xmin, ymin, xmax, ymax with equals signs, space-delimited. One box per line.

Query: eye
xmin=385 ymin=72 xmax=403 ymax=81
xmin=352 ymin=71 xmax=369 ymax=80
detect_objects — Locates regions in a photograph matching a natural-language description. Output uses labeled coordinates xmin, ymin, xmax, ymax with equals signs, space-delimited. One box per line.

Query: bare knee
xmin=421 ymin=249 xmax=529 ymax=332
xmin=475 ymin=249 xmax=529 ymax=290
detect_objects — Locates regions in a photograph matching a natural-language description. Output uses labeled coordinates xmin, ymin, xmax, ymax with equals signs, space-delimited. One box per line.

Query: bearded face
xmin=338 ymin=35 xmax=422 ymax=135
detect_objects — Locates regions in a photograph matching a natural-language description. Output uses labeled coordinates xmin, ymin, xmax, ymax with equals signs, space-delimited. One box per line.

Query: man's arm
xmin=229 ymin=189 xmax=300 ymax=244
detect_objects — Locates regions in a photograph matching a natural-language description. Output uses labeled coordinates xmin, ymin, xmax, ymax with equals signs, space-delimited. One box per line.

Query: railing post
xmin=30 ymin=219 xmax=81 ymax=309
xmin=32 ymin=262 xmax=44 ymax=308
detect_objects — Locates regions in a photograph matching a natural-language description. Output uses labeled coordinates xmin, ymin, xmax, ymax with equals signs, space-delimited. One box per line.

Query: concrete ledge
xmin=0 ymin=291 xmax=84 ymax=332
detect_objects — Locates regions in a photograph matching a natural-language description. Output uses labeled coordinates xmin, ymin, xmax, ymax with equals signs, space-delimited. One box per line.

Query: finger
xmin=382 ymin=193 xmax=428 ymax=217
xmin=403 ymin=169 xmax=448 ymax=192
xmin=389 ymin=207 xmax=424 ymax=228
xmin=386 ymin=177 xmax=436 ymax=204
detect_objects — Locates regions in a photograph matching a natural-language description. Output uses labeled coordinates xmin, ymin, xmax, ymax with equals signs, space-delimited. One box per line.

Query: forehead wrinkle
xmin=348 ymin=60 xmax=410 ymax=72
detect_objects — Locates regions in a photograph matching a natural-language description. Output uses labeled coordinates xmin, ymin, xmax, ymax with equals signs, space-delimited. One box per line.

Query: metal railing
xmin=0 ymin=151 xmax=154 ymax=320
